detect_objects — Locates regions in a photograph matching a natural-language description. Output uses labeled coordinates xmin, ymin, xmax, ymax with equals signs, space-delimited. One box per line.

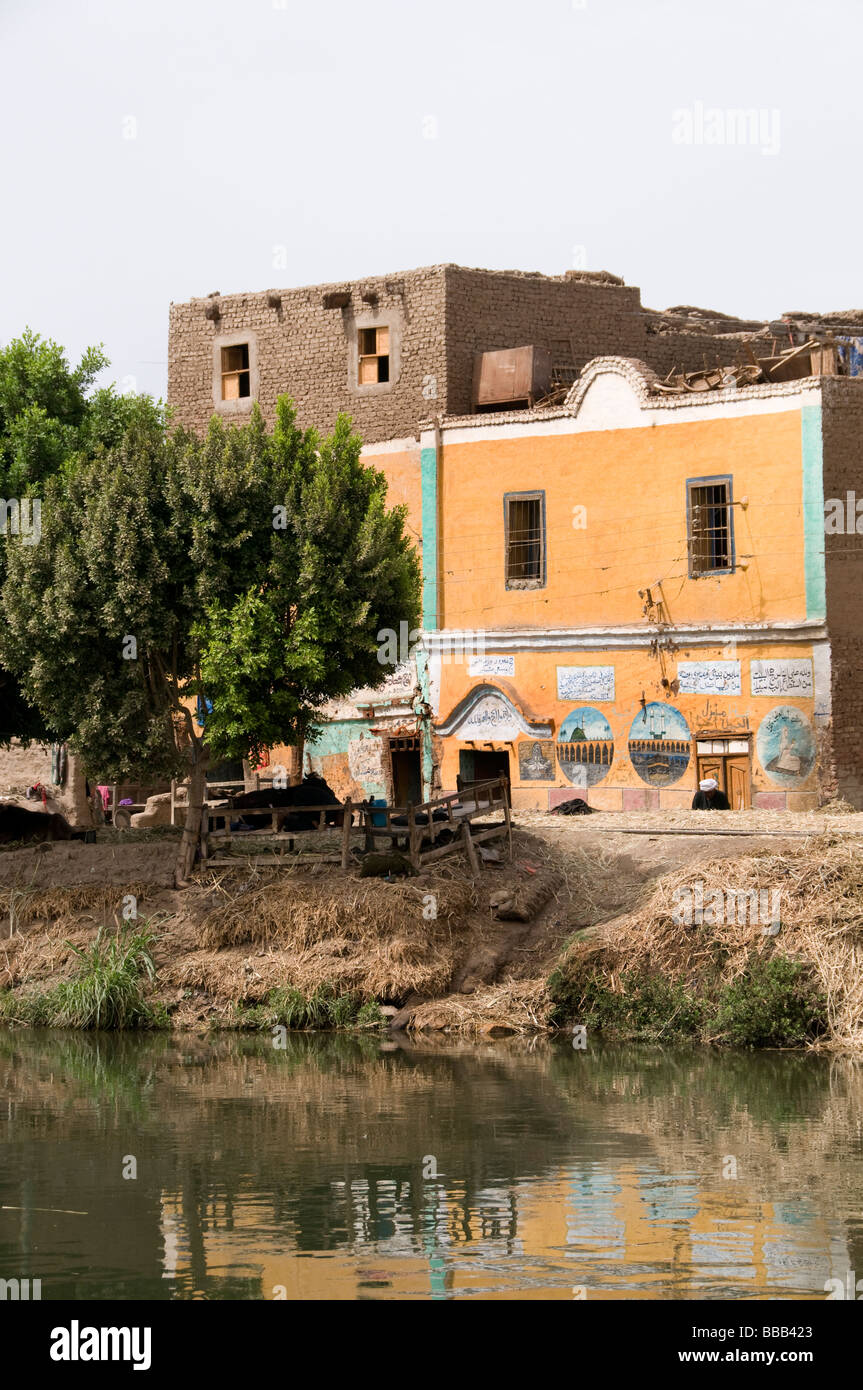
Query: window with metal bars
xmin=687 ymin=477 xmax=733 ymax=575
xmin=504 ymin=491 xmax=545 ymax=588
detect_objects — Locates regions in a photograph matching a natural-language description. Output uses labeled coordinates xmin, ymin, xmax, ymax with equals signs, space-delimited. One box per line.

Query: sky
xmin=1 ymin=0 xmax=860 ymax=400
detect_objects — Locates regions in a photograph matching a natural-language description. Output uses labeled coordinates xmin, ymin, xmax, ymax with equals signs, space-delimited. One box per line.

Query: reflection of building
xmin=156 ymin=1162 xmax=850 ymax=1301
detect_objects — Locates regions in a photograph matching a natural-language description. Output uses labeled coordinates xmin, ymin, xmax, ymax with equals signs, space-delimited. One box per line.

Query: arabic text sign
xmin=556 ymin=666 xmax=615 ymax=702
xmin=750 ymin=659 xmax=814 ymax=698
xmin=468 ymin=655 xmax=515 ymax=677
xmin=677 ymin=660 xmax=741 ymax=695
xmin=458 ymin=695 xmax=522 ymax=742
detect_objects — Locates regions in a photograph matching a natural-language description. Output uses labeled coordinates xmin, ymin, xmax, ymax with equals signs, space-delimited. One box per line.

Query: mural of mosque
xmin=628 ymin=703 xmax=691 ymax=786
xmin=557 ymin=707 xmax=614 ymax=786
xmin=756 ymin=705 xmax=816 ymax=786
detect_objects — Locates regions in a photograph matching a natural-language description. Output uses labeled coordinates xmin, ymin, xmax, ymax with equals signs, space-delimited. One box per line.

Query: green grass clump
xmin=548 ymin=952 xmax=827 ymax=1049
xmin=0 ymin=923 xmax=166 ymax=1030
xmin=234 ymin=984 xmax=383 ymax=1032
xmin=709 ymin=954 xmax=827 ymax=1048
xmin=548 ymin=967 xmax=706 ymax=1041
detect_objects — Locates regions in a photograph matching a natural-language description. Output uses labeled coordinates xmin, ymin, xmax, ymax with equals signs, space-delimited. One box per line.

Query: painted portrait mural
xmin=756 ymin=705 xmax=816 ymax=786
xmin=628 ymin=702 xmax=691 ymax=786
xmin=517 ymin=740 xmax=556 ymax=781
xmin=557 ymin=707 xmax=614 ymax=787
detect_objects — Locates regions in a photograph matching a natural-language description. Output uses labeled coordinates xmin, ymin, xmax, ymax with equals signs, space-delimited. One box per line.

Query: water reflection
xmin=1 ymin=1031 xmax=861 ymax=1300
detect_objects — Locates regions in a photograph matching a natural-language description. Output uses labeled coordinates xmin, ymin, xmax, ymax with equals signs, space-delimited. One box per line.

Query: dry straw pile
xmin=194 ymin=872 xmax=480 ymax=999
xmin=563 ymin=835 xmax=863 ymax=1047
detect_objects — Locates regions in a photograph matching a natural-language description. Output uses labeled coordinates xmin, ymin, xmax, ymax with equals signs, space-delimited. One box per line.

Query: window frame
xmin=503 ymin=489 xmax=547 ymax=590
xmin=686 ymin=474 xmax=735 ymax=577
xmin=357 ymin=325 xmax=390 ymax=385
xmin=220 ymin=343 xmax=250 ymax=401
xmin=212 ymin=331 xmax=259 ymax=414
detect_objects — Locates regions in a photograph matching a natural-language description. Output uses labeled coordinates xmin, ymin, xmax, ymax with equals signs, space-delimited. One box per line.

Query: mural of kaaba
xmin=756 ymin=705 xmax=816 ymax=786
xmin=628 ymin=703 xmax=691 ymax=786
xmin=517 ymin=739 xmax=556 ymax=781
xmin=557 ymin=706 xmax=614 ymax=786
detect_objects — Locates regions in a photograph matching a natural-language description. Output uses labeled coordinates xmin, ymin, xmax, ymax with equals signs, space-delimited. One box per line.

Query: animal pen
xmin=200 ymin=777 xmax=513 ymax=877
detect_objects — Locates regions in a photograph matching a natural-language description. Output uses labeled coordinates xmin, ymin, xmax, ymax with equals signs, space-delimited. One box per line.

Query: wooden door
xmin=726 ymin=757 xmax=751 ymax=809
xmin=697 ymin=756 xmax=726 ymax=793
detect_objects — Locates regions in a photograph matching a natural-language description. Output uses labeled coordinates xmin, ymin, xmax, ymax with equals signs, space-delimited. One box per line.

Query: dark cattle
xmin=230 ymin=773 xmax=343 ymax=830
xmin=0 ymin=804 xmax=74 ymax=844
xmin=550 ymin=797 xmax=594 ymax=816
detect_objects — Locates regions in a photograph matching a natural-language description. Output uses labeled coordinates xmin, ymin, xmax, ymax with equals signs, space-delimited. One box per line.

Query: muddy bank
xmin=0 ymin=826 xmax=577 ymax=1034
xmin=1 ymin=819 xmax=861 ymax=1044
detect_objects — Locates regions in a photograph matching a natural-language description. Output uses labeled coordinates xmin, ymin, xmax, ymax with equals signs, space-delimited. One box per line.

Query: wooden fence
xmin=198 ymin=776 xmax=512 ymax=877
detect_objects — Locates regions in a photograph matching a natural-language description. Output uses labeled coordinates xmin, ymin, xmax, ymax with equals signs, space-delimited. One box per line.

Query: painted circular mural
xmin=558 ymin=707 xmax=614 ymax=787
xmin=627 ymin=702 xmax=691 ymax=787
xmin=756 ymin=705 xmax=816 ymax=786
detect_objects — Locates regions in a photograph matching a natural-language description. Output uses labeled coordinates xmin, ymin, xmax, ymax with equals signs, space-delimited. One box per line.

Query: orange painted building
xmin=415 ymin=358 xmax=860 ymax=811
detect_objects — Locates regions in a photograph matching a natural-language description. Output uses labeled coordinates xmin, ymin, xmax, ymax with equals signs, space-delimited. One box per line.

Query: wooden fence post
xmin=461 ymin=820 xmax=481 ymax=879
xmin=341 ymin=798 xmax=353 ymax=871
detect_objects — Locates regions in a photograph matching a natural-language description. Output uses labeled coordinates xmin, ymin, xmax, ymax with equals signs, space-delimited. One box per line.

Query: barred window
xmin=687 ymin=478 xmax=733 ymax=575
xmin=505 ymin=492 xmax=545 ymax=588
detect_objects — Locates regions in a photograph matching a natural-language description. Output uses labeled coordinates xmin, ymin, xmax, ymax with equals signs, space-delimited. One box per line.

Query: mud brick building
xmin=167 ymin=265 xmax=863 ymax=809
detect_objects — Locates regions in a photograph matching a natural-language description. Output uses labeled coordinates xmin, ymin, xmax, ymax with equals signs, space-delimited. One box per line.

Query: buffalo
xmin=0 ymin=804 xmax=74 ymax=844
xmin=227 ymin=772 xmax=343 ymax=831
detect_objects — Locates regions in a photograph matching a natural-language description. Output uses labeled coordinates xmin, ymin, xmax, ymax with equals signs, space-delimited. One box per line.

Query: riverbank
xmin=1 ymin=812 xmax=862 ymax=1045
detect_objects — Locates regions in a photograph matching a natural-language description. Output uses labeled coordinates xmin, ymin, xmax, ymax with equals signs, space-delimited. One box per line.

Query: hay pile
xmin=408 ymin=979 xmax=551 ymax=1036
xmin=182 ymin=873 xmax=481 ymax=1000
xmin=0 ymin=882 xmax=149 ymax=931
xmin=0 ymin=883 xmax=153 ymax=990
xmin=559 ymin=835 xmax=863 ymax=1047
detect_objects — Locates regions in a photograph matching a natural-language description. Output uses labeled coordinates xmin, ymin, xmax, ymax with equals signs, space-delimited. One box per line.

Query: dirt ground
xmin=1 ymin=810 xmax=862 ymax=1033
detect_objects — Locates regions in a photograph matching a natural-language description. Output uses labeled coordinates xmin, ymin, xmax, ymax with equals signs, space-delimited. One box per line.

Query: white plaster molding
xmin=421 ymin=623 xmax=829 ymax=654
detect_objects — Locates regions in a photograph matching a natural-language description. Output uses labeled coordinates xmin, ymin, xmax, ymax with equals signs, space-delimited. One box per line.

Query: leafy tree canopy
xmin=0 ymin=329 xmax=165 ymax=742
xmin=0 ymin=397 xmax=421 ymax=880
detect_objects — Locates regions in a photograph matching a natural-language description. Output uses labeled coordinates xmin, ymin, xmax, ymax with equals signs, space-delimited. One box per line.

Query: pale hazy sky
xmin=1 ymin=0 xmax=859 ymax=399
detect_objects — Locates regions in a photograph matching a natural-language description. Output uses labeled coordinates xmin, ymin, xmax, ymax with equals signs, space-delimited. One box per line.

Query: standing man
xmin=692 ymin=776 xmax=730 ymax=810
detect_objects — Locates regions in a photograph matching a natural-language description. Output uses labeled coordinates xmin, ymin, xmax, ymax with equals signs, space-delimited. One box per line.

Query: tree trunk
xmin=175 ymin=753 xmax=208 ymax=887
xmin=287 ymin=737 xmax=304 ymax=787
xmin=56 ymin=750 xmax=93 ymax=829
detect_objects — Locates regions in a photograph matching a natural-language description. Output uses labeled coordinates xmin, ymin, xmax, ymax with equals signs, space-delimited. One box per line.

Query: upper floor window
xmin=505 ymin=491 xmax=546 ymax=588
xmin=358 ymin=326 xmax=390 ymax=384
xmin=221 ymin=344 xmax=250 ymax=400
xmin=687 ymin=476 xmax=734 ymax=575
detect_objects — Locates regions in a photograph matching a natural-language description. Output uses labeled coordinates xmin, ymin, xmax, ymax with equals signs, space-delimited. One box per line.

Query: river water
xmin=1 ymin=1031 xmax=861 ymax=1301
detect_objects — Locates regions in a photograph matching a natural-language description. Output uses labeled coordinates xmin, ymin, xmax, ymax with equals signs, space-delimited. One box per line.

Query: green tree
xmin=0 ymin=398 xmax=420 ymax=884
xmin=0 ymin=328 xmax=162 ymax=743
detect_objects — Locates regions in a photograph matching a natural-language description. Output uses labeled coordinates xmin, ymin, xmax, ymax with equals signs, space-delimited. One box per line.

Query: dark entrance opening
xmin=459 ymin=748 xmax=511 ymax=787
xmin=390 ymin=736 xmax=422 ymax=806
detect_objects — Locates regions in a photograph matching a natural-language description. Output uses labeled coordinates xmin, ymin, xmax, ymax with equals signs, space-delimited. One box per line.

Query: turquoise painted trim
xmin=306 ymin=718 xmax=387 ymax=799
xmin=801 ymin=405 xmax=826 ymax=621
xmin=420 ymin=443 xmax=438 ymax=630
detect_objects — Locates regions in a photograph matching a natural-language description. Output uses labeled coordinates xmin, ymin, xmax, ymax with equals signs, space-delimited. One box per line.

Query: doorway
xmin=458 ymin=748 xmax=511 ymax=787
xmin=390 ymin=736 xmax=422 ymax=806
xmin=696 ymin=738 xmax=751 ymax=809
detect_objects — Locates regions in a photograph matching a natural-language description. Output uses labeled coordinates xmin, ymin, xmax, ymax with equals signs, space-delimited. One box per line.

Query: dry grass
xmin=409 ymin=979 xmax=551 ymax=1036
xmin=559 ymin=834 xmax=863 ymax=1047
xmin=0 ymin=882 xmax=149 ymax=932
xmin=188 ymin=872 xmax=481 ymax=1000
